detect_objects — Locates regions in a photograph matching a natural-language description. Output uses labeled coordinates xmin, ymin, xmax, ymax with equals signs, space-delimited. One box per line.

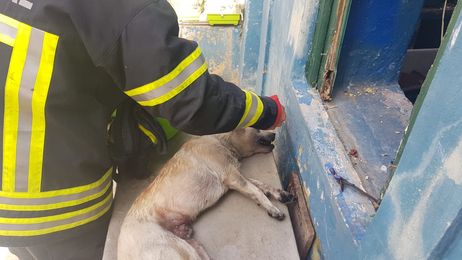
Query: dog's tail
xmin=118 ymin=217 xmax=202 ymax=260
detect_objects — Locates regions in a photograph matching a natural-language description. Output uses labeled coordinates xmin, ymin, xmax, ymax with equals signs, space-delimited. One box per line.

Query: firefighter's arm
xmin=100 ymin=1 xmax=284 ymax=135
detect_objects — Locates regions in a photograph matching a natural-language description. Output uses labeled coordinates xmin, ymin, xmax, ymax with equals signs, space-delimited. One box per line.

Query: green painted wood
xmin=316 ymin=0 xmax=352 ymax=100
xmin=306 ymin=0 xmax=334 ymax=87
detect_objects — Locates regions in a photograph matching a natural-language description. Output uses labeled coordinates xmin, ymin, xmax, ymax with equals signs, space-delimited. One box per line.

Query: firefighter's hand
xmin=269 ymin=95 xmax=286 ymax=129
xmin=272 ymin=106 xmax=286 ymax=129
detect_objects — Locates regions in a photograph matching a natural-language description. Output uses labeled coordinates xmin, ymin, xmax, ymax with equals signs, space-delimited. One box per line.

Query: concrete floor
xmin=103 ymin=133 xmax=299 ymax=260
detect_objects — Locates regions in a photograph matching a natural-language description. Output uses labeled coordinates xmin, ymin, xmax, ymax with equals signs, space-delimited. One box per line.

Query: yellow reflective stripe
xmin=0 ymin=168 xmax=112 ymax=199
xmin=139 ymin=62 xmax=208 ymax=107
xmin=0 ymin=33 xmax=14 ymax=46
xmin=237 ymin=90 xmax=253 ymax=128
xmin=2 ymin=24 xmax=31 ymax=192
xmin=0 ymin=193 xmax=112 ymax=236
xmin=0 ymin=204 xmax=111 ymax=236
xmin=0 ymin=192 xmax=111 ymax=224
xmin=245 ymin=92 xmax=264 ymax=127
xmin=125 ymin=47 xmax=203 ymax=97
xmin=0 ymin=13 xmax=20 ymax=29
xmin=0 ymin=205 xmax=111 ymax=236
xmin=236 ymin=90 xmax=265 ymax=128
xmin=138 ymin=124 xmax=158 ymax=144
xmin=28 ymin=32 xmax=59 ymax=192
xmin=0 ymin=181 xmax=111 ymax=211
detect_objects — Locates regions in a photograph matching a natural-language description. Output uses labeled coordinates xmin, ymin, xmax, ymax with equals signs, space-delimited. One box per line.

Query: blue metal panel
xmin=335 ymin=0 xmax=425 ymax=85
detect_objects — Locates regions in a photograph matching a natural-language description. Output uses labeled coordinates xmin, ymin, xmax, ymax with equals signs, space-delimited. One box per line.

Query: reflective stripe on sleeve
xmin=125 ymin=47 xmax=207 ymax=107
xmin=0 ymin=13 xmax=19 ymax=46
xmin=237 ymin=90 xmax=264 ymax=128
xmin=0 ymin=13 xmax=20 ymax=29
xmin=0 ymin=22 xmax=17 ymax=46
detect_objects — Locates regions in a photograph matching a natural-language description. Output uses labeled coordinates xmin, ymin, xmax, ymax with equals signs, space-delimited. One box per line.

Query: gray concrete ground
xmin=103 ymin=133 xmax=299 ymax=260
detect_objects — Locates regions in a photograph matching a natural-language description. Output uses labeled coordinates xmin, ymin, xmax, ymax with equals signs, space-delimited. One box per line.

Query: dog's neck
xmin=215 ymin=134 xmax=243 ymax=161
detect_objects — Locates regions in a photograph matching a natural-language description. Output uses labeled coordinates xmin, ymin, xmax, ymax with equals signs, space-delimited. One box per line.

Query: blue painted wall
xmin=239 ymin=0 xmax=264 ymax=92
xmin=335 ymin=0 xmax=425 ymax=86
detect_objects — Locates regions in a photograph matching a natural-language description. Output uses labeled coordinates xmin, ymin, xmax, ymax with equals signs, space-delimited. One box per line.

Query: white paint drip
xmin=287 ymin=0 xmax=319 ymax=58
xmin=444 ymin=139 xmax=462 ymax=185
xmin=450 ymin=22 xmax=461 ymax=50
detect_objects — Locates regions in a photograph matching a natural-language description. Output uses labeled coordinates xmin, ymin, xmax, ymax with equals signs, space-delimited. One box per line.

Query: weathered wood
xmin=287 ymin=172 xmax=315 ymax=260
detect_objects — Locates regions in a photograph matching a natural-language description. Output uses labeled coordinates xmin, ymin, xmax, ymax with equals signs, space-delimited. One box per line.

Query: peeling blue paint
xmin=336 ymin=0 xmax=425 ymax=86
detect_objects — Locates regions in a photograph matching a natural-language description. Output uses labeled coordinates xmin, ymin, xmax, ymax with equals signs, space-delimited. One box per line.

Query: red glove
xmin=269 ymin=95 xmax=286 ymax=129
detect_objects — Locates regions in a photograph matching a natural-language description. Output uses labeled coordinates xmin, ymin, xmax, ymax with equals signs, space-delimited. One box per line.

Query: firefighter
xmin=0 ymin=0 xmax=285 ymax=259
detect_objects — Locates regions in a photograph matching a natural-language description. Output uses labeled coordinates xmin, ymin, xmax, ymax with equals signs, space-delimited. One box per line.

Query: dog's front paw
xmin=278 ymin=190 xmax=296 ymax=204
xmin=267 ymin=208 xmax=285 ymax=221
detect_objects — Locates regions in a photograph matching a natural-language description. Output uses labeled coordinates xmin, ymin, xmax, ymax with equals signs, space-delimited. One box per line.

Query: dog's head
xmin=228 ymin=128 xmax=276 ymax=158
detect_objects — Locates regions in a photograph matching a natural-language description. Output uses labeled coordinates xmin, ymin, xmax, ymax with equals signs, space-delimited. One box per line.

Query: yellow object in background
xmin=207 ymin=14 xmax=241 ymax=25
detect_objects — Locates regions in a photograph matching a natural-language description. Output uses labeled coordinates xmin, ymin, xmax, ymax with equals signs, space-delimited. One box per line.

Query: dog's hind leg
xmin=187 ymin=239 xmax=211 ymax=260
xmin=225 ymin=171 xmax=285 ymax=220
xmin=246 ymin=177 xmax=295 ymax=204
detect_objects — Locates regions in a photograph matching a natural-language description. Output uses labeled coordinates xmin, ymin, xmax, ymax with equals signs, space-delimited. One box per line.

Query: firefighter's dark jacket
xmin=0 ymin=0 xmax=279 ymax=246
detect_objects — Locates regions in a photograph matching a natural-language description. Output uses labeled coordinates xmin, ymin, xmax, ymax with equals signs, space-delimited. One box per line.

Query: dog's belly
xmin=118 ymin=218 xmax=202 ymax=260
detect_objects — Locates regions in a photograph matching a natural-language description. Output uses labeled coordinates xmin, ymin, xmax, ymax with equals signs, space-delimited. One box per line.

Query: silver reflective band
xmin=0 ymin=22 xmax=17 ymax=40
xmin=130 ymin=54 xmax=206 ymax=103
xmin=238 ymin=93 xmax=258 ymax=128
xmin=15 ymin=28 xmax=44 ymax=192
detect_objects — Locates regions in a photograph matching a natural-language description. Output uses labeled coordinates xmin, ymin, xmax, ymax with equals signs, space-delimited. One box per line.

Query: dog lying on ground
xmin=118 ymin=128 xmax=294 ymax=260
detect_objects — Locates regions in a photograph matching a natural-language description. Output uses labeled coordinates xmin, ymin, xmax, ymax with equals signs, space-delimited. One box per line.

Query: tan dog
xmin=118 ymin=128 xmax=294 ymax=260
